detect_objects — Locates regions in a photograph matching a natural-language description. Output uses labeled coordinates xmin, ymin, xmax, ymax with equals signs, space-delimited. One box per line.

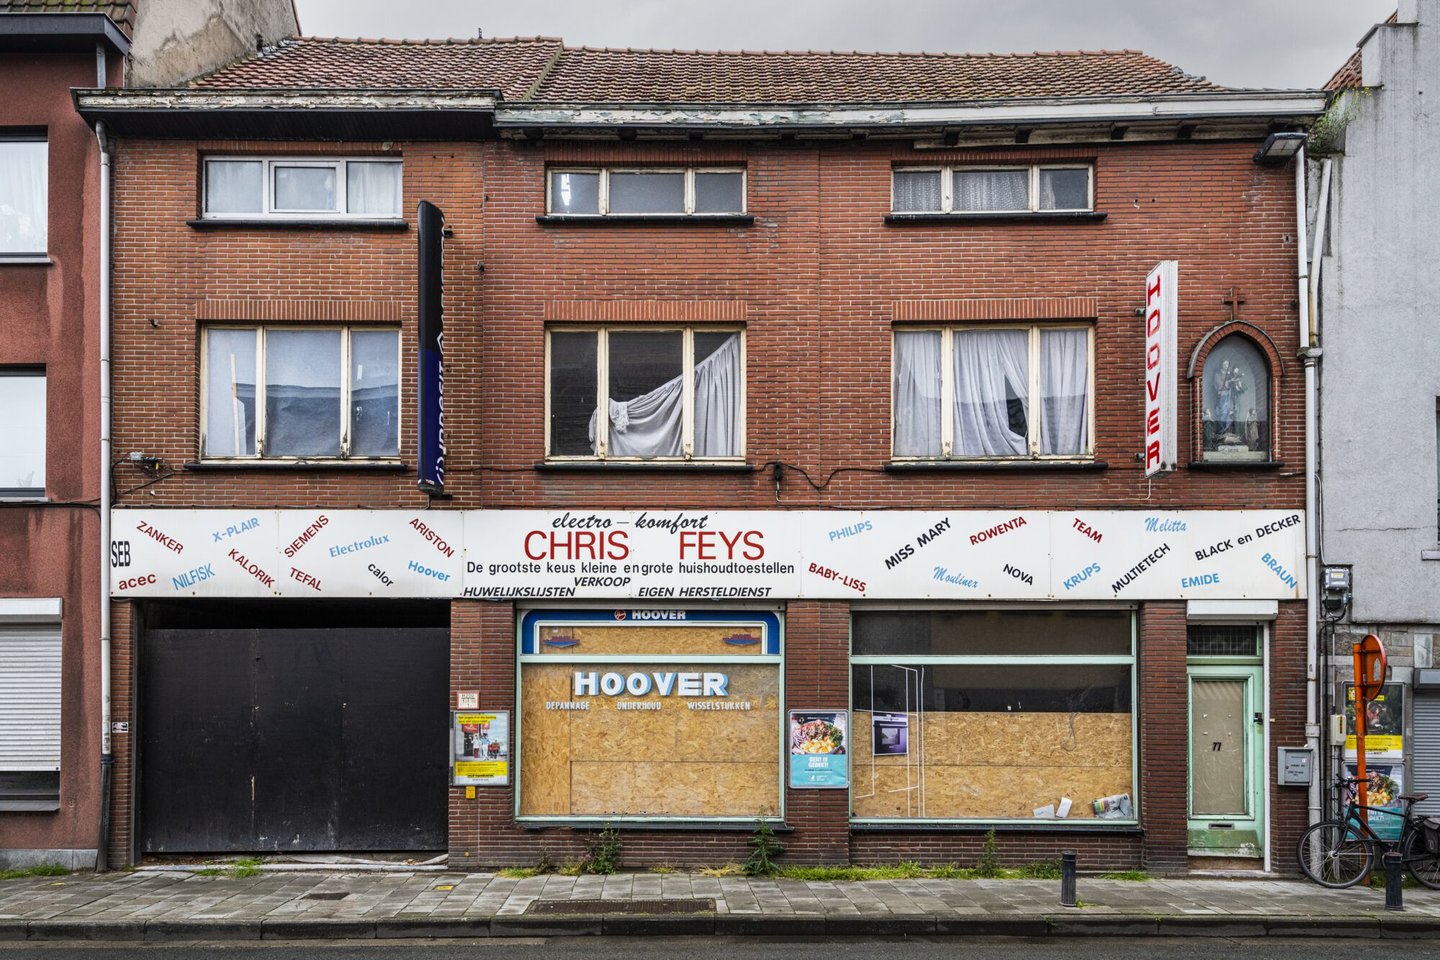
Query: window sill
xmin=186 ymin=218 xmax=409 ymax=231
xmin=850 ymin=820 xmax=1142 ymax=834
xmin=885 ymin=211 xmax=1107 ymax=225
xmin=1422 ymin=549 xmax=1440 ymax=562
xmin=535 ymin=460 xmax=757 ymax=474
xmin=536 ymin=214 xmax=754 ymax=226
xmin=1187 ymin=459 xmax=1285 ymax=471
xmin=0 ymin=799 xmax=61 ymax=812
xmin=519 ymin=819 xmax=791 ymax=833
xmin=0 ymin=493 xmax=47 ymax=502
xmin=0 ymin=255 xmax=52 ymax=265
xmin=184 ymin=459 xmax=407 ymax=472
xmin=886 ymin=459 xmax=1106 ymax=473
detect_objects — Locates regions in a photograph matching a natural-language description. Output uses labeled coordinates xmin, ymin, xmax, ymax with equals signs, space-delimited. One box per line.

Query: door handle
xmin=1253 ymin=712 xmax=1264 ymax=725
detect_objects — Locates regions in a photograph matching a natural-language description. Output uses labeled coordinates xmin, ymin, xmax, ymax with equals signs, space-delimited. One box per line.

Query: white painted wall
xmin=129 ymin=0 xmax=298 ymax=87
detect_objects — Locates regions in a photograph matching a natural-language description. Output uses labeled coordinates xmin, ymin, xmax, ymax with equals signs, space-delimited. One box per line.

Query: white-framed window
xmin=0 ymin=368 xmax=45 ymax=496
xmin=893 ymin=324 xmax=1094 ymax=459
xmin=201 ymin=326 xmax=401 ymax=460
xmin=202 ymin=157 xmax=403 ymax=219
xmin=0 ymin=136 xmax=48 ymax=255
xmin=892 ymin=164 xmax=1092 ymax=214
xmin=547 ymin=168 xmax=746 ymax=216
xmin=547 ymin=327 xmax=745 ymax=460
xmin=0 ymin=611 xmax=62 ymax=812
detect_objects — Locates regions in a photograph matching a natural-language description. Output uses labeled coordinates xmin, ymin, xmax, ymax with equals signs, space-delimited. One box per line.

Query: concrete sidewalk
xmin=3 ymin=869 xmax=1440 ymax=941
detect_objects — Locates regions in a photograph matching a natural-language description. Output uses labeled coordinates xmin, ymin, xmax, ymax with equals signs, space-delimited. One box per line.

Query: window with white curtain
xmin=547 ymin=168 xmax=745 ymax=216
xmin=548 ymin=327 xmax=744 ymax=460
xmin=202 ymin=158 xmax=402 ymax=219
xmin=892 ymin=164 xmax=1092 ymax=214
xmin=893 ymin=324 xmax=1093 ymax=459
xmin=0 ymin=137 xmax=47 ymax=255
xmin=201 ymin=326 xmax=400 ymax=459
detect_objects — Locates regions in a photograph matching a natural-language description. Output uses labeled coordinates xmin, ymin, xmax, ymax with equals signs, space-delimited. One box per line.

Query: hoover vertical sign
xmin=417 ymin=201 xmax=446 ymax=494
xmin=1143 ymin=261 xmax=1178 ymax=477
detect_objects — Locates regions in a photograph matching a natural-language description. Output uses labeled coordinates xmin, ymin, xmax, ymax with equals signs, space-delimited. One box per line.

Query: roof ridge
xmin=557 ymin=43 xmax=1155 ymax=59
xmin=294 ymin=34 xmax=563 ymax=46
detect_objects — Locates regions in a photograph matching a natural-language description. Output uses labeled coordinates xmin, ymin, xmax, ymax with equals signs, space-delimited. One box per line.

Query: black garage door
xmin=140 ymin=621 xmax=448 ymax=853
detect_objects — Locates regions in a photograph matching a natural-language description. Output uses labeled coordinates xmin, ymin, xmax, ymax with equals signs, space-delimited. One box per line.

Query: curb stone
xmin=145 ymin=920 xmax=263 ymax=941
xmin=376 ymin=918 xmax=490 ymax=939
xmin=260 ymin=919 xmax=376 ymax=940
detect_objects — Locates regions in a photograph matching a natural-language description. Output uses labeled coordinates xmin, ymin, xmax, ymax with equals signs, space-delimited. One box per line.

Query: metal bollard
xmin=1385 ymin=850 xmax=1404 ymax=911
xmin=1060 ymin=849 xmax=1077 ymax=908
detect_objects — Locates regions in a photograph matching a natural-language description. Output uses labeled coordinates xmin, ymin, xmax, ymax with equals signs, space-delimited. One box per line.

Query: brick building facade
xmin=79 ymin=37 xmax=1326 ymax=873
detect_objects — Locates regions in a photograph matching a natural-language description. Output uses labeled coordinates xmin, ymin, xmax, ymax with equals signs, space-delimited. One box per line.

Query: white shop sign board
xmin=111 ymin=509 xmax=1306 ymax=601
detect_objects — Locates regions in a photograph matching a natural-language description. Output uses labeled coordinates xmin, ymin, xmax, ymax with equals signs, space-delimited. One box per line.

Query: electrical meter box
xmin=1277 ymin=747 xmax=1314 ymax=786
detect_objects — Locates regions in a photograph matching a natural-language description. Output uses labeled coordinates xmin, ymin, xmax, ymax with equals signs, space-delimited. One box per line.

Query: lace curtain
xmin=893 ymin=330 xmax=942 ymax=456
xmin=953 ymin=170 xmax=1028 ymax=211
xmin=589 ymin=334 xmax=741 ymax=457
xmin=0 ymin=141 xmax=48 ymax=253
xmin=1039 ymin=328 xmax=1089 ymax=455
xmin=953 ymin=329 xmax=1029 ymax=455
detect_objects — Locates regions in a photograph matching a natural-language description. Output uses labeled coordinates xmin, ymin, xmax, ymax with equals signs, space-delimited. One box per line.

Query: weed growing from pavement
xmin=743 ymin=818 xmax=786 ymax=877
xmin=0 ymin=864 xmax=68 ymax=880
xmin=582 ymin=824 xmax=622 ymax=875
xmin=192 ymin=858 xmax=262 ymax=880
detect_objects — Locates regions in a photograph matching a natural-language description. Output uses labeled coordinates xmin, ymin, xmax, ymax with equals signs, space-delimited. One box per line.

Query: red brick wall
xmin=0 ymin=50 xmax=115 ymax=863
xmin=107 ymin=131 xmax=1308 ymax=870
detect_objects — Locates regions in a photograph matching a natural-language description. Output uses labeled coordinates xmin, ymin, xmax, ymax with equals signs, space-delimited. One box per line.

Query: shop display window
xmin=517 ymin=609 xmax=782 ymax=820
xmin=851 ymin=609 xmax=1135 ymax=821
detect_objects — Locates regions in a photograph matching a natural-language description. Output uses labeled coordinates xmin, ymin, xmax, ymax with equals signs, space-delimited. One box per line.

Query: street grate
xmin=526 ymin=898 xmax=715 ymax=915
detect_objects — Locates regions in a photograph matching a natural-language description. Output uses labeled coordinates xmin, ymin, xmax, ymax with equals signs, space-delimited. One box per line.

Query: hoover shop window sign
xmin=517 ymin=609 xmax=782 ymax=820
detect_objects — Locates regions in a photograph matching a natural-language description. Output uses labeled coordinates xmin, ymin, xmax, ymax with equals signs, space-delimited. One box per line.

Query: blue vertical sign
xmin=789 ymin=710 xmax=849 ymax=789
xmin=416 ymin=201 xmax=445 ymax=494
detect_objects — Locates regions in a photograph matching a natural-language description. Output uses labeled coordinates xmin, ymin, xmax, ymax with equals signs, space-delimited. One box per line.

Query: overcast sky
xmin=292 ymin=0 xmax=1393 ymax=91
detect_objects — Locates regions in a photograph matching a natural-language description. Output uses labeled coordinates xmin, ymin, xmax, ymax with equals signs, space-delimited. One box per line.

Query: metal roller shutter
xmin=1414 ymin=693 xmax=1440 ymax=816
xmin=0 ymin=623 xmax=62 ymax=771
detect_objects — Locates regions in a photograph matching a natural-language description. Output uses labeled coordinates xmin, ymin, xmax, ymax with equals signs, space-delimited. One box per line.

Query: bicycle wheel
xmin=1402 ymin=829 xmax=1440 ymax=889
xmin=1297 ymin=819 xmax=1372 ymax=888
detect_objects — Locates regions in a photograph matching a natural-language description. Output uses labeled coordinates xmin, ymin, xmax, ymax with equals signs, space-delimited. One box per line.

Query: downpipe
xmin=96 ymin=119 xmax=113 ymax=871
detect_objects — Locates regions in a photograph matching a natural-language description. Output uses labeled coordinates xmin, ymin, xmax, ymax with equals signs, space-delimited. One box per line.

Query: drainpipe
xmin=1296 ymin=144 xmax=1322 ymax=831
xmin=1308 ymin=156 xmax=1334 ymax=818
xmin=96 ymin=119 xmax=113 ymax=871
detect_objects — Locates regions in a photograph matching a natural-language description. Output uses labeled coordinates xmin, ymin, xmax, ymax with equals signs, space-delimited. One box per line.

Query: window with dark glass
xmin=201 ymin=326 xmax=399 ymax=460
xmin=547 ymin=327 xmax=743 ymax=460
xmin=1200 ymin=335 xmax=1270 ymax=461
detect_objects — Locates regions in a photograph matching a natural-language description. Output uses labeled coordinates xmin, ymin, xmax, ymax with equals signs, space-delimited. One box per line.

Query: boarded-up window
xmin=518 ymin=609 xmax=782 ymax=819
xmin=851 ymin=609 xmax=1135 ymax=821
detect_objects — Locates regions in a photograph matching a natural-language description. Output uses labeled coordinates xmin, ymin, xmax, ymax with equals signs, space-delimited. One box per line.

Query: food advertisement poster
xmin=1344 ymin=761 xmax=1405 ymax=842
xmin=871 ymin=712 xmax=909 ymax=756
xmin=452 ymin=711 xmax=510 ymax=786
xmin=1345 ymin=682 xmax=1405 ymax=758
xmin=790 ymin=711 xmax=849 ymax=789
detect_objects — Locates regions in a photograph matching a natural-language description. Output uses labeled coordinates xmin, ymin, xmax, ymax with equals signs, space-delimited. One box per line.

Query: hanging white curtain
xmin=953 ymin=329 xmax=1029 ymax=456
xmin=0 ymin=141 xmax=48 ymax=254
xmin=892 ymin=171 xmax=942 ymax=212
xmin=590 ymin=334 xmax=741 ymax=457
xmin=1039 ymin=328 xmax=1089 ymax=455
xmin=953 ymin=170 xmax=1028 ymax=211
xmin=893 ymin=330 xmax=942 ymax=456
xmin=346 ymin=162 xmax=402 ymax=217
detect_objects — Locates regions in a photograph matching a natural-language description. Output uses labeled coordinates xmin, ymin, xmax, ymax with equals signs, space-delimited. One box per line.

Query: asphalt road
xmin=5 ymin=938 xmax=1440 ymax=960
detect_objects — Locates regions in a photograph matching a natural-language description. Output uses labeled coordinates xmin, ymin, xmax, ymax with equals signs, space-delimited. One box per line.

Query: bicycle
xmin=1296 ymin=776 xmax=1440 ymax=889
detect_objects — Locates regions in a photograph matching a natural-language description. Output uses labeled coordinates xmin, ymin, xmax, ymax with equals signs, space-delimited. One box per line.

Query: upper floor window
xmin=202 ymin=158 xmax=403 ymax=220
xmin=0 ymin=137 xmax=47 ymax=256
xmin=547 ymin=327 xmax=744 ymax=460
xmin=201 ymin=326 xmax=400 ymax=460
xmin=547 ymin=168 xmax=745 ymax=217
xmin=893 ymin=325 xmax=1092 ymax=459
xmin=892 ymin=164 xmax=1092 ymax=214
xmin=0 ymin=368 xmax=45 ymax=496
xmin=1200 ymin=335 xmax=1270 ymax=461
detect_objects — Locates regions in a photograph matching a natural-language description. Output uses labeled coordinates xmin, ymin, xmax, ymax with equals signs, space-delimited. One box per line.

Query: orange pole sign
xmin=1352 ymin=633 xmax=1387 ymax=821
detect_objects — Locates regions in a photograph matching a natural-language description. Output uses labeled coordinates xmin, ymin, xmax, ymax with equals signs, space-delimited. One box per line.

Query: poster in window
xmin=871 ymin=711 xmax=909 ymax=756
xmin=789 ymin=710 xmax=849 ymax=789
xmin=452 ymin=711 xmax=509 ymax=786
xmin=1344 ymin=682 xmax=1404 ymax=758
xmin=1344 ymin=761 xmax=1405 ymax=842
